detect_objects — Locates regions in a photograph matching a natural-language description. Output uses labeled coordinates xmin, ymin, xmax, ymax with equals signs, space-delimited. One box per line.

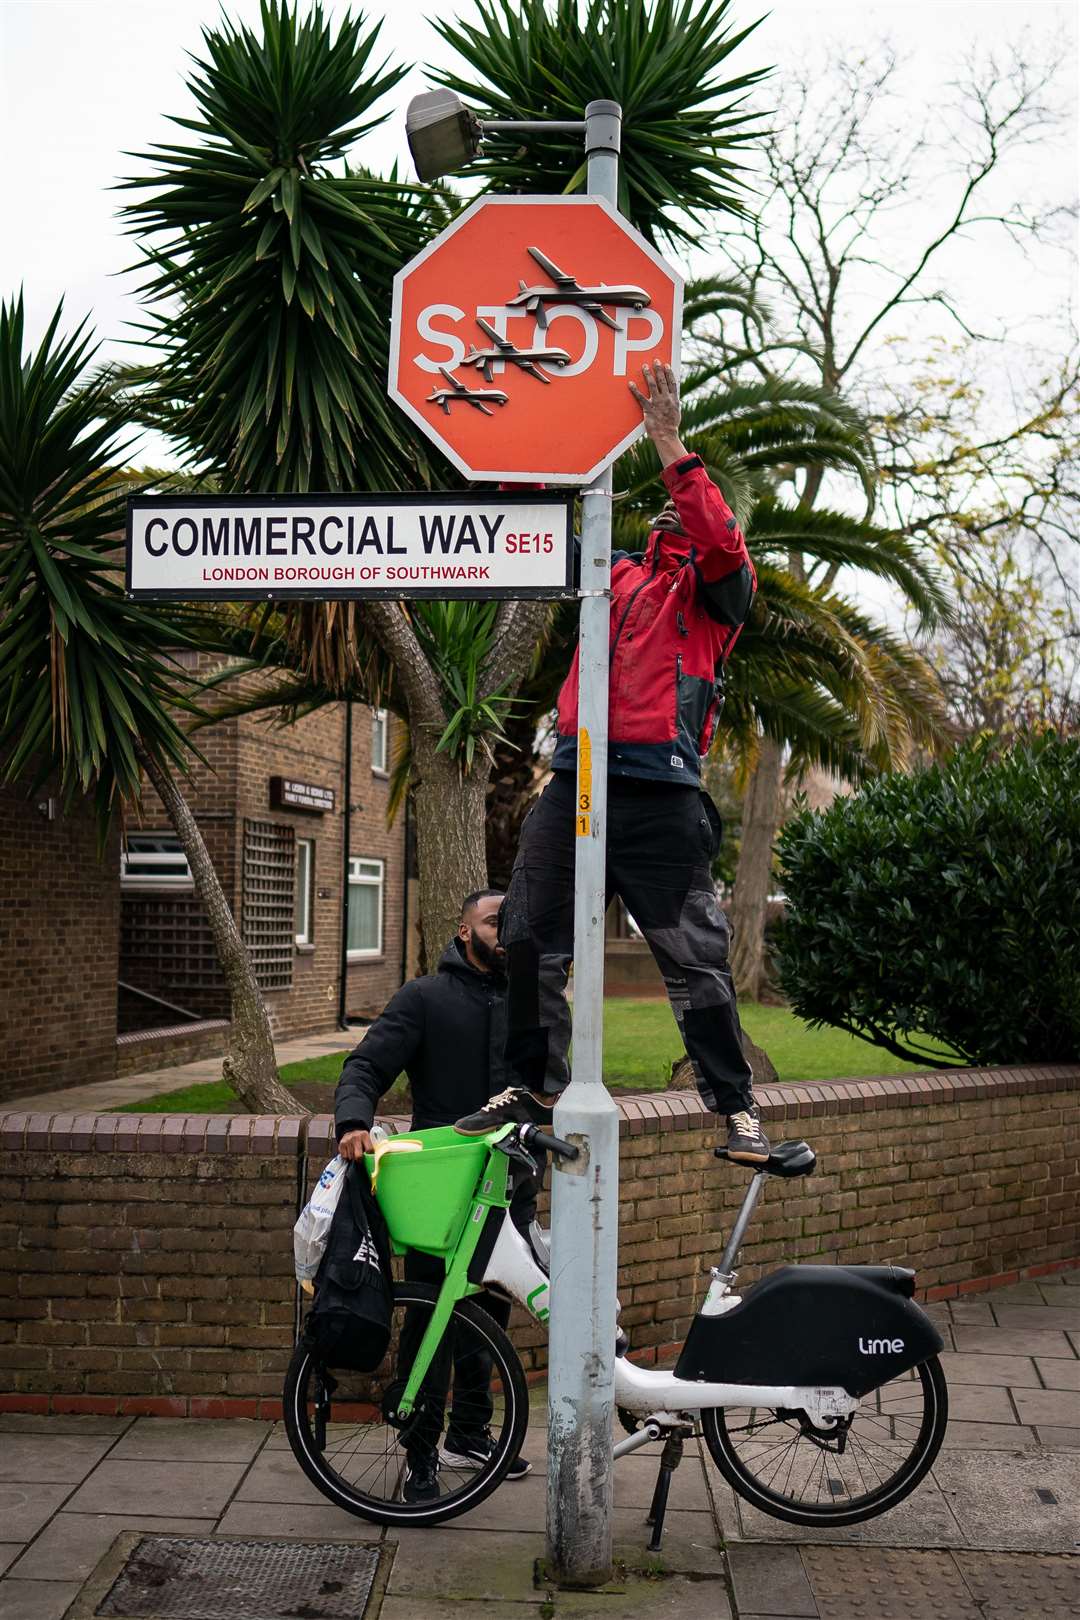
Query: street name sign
xmin=126 ymin=491 xmax=575 ymax=600
xmin=389 ymin=195 xmax=683 ymax=484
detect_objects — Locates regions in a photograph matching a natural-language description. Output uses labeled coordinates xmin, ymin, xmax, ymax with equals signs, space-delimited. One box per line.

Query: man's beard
xmin=471 ymin=933 xmax=505 ymax=972
xmin=650 ymin=499 xmax=685 ymax=534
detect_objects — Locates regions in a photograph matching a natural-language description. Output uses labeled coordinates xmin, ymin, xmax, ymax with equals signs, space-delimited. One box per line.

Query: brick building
xmin=0 ymin=697 xmax=411 ymax=1106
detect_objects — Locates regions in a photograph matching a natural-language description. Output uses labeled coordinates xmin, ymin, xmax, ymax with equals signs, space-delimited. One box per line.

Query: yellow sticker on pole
xmin=576 ymin=727 xmax=592 ymax=836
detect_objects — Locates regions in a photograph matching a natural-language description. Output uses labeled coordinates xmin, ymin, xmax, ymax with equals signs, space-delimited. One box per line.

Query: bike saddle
xmin=715 ymin=1138 xmax=817 ymax=1177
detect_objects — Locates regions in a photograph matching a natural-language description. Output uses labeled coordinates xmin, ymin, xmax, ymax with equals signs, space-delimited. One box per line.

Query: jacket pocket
xmin=675 ymin=656 xmax=716 ymax=762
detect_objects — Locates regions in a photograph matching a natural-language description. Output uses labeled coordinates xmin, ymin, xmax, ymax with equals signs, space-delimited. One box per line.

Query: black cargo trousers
xmin=500 ymin=772 xmax=754 ymax=1115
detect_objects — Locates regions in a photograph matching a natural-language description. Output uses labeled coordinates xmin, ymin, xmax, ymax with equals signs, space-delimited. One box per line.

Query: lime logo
xmin=526 ymin=1284 xmax=550 ymax=1322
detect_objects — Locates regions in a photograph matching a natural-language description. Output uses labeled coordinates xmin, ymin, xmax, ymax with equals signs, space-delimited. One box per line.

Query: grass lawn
xmin=116 ymin=999 xmax=955 ymax=1114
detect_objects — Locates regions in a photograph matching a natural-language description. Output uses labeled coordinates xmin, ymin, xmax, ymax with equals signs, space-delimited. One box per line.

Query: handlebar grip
xmin=527 ymin=1128 xmax=579 ymax=1161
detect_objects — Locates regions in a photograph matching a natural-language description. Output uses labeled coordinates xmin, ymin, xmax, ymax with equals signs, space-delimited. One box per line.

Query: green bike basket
xmin=364 ymin=1125 xmax=496 ymax=1256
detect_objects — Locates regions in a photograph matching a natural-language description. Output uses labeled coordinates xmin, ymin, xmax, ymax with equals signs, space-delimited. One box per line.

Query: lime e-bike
xmin=284 ymin=1122 xmax=948 ymax=1538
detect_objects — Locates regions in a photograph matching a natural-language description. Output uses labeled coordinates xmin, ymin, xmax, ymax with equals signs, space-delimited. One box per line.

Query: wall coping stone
xmin=1 ymin=1063 xmax=1077 ymax=1153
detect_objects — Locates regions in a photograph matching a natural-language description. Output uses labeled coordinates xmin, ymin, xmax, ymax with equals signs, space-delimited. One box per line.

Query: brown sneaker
xmin=725 ymin=1106 xmax=770 ymax=1164
xmin=453 ymin=1086 xmax=554 ymax=1136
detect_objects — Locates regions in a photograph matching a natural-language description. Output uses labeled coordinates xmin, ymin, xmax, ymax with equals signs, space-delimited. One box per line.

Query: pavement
xmin=9 ymin=1028 xmax=353 ymax=1115
xmin=1 ymin=1272 xmax=1078 ymax=1619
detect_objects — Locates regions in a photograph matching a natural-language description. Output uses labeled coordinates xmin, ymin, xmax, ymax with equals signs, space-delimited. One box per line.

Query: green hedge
xmin=776 ymin=733 xmax=1080 ymax=1067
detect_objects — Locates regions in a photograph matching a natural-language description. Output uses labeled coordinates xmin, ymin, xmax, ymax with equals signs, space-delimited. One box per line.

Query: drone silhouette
xmin=506 ymin=246 xmax=651 ymax=332
xmin=462 ymin=318 xmax=571 ymax=385
xmin=426 ymin=365 xmax=509 ymax=417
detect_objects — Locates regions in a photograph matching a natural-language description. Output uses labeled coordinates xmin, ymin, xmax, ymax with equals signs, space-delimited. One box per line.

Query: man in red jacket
xmin=456 ymin=362 xmax=768 ymax=1164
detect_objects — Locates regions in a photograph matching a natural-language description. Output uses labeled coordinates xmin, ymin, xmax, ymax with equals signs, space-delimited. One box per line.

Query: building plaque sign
xmin=269 ymin=777 xmax=336 ymax=815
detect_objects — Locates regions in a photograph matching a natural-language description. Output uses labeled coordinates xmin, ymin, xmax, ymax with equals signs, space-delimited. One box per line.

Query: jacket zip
xmin=609 ymin=547 xmax=662 ymax=665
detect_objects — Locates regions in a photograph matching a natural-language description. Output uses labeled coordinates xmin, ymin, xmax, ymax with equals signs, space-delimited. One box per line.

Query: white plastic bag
xmin=293 ymin=1155 xmax=349 ymax=1284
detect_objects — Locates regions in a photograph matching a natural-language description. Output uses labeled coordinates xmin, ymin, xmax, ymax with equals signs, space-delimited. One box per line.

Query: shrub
xmin=775 ymin=733 xmax=1080 ymax=1067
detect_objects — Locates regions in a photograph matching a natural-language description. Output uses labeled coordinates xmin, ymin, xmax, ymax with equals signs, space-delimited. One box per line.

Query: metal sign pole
xmin=546 ymin=98 xmax=622 ymax=1588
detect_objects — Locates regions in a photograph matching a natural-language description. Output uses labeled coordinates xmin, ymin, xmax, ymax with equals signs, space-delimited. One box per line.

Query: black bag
xmin=303 ymin=1162 xmax=393 ymax=1372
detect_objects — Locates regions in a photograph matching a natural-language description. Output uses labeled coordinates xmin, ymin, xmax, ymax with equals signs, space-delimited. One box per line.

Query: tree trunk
xmin=410 ymin=731 xmax=492 ymax=966
xmin=484 ymin=706 xmax=544 ymax=890
xmin=730 ymin=737 xmax=785 ymax=1003
xmin=135 ymin=745 xmax=302 ymax=1116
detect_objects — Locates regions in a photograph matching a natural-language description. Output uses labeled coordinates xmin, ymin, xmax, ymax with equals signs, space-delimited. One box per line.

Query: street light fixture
xmin=405 ymin=90 xmax=589 ymax=182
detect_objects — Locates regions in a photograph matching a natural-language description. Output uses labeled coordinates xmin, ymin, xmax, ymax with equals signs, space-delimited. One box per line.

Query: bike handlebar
xmin=523 ymin=1125 xmax=580 ymax=1161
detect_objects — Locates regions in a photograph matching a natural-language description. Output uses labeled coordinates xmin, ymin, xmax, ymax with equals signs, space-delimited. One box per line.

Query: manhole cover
xmin=94 ymin=1536 xmax=381 ymax=1620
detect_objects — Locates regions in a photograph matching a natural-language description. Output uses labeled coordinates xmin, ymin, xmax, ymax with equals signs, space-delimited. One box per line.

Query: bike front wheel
xmin=702 ymin=1356 xmax=948 ymax=1527
xmin=284 ymin=1282 xmax=529 ymax=1527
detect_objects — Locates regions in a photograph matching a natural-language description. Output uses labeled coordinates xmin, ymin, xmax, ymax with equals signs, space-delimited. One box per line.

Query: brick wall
xmin=2 ymin=1064 xmax=1077 ymax=1414
xmin=0 ymin=780 xmax=120 ymax=1106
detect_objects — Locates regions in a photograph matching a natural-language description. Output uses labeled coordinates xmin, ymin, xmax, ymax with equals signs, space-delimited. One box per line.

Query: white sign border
xmin=388 ymin=194 xmax=684 ymax=486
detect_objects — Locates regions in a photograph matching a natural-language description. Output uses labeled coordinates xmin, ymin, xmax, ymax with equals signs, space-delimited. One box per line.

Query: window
xmin=371 ymin=707 xmax=389 ymax=774
xmin=121 ymin=832 xmax=194 ymax=892
xmin=242 ymin=819 xmax=295 ymax=991
xmin=347 ymin=857 xmax=384 ymax=957
xmin=295 ymin=839 xmax=315 ymax=946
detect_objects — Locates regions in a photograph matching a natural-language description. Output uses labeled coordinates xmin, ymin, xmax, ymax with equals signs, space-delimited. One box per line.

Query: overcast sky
xmin=2 ymin=0 xmax=1076 ymax=495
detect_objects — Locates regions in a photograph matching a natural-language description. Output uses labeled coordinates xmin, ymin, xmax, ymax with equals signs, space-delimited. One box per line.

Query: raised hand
xmin=628 ymin=362 xmax=687 ymax=466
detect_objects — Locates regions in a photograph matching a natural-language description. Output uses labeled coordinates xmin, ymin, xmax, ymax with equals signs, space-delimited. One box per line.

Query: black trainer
xmin=725 ymin=1106 xmax=770 ymax=1165
xmin=441 ymin=1425 xmax=532 ymax=1479
xmin=453 ymin=1086 xmax=554 ymax=1137
xmin=402 ymin=1450 xmax=440 ymax=1502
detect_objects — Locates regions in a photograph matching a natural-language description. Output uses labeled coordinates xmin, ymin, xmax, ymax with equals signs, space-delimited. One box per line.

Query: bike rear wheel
xmin=702 ymin=1356 xmax=948 ymax=1527
xmin=284 ymin=1281 xmax=529 ymax=1527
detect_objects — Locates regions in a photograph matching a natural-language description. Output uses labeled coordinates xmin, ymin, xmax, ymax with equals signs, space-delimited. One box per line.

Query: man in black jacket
xmin=335 ymin=889 xmax=534 ymax=1501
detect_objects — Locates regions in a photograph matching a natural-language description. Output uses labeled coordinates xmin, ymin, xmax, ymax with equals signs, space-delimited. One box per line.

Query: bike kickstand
xmin=645 ymin=1431 xmax=685 ymax=1552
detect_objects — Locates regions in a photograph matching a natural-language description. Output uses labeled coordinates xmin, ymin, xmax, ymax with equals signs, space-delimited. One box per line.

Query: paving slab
xmin=0 ymin=1415 xmax=131 ymax=1437
xmin=0 ymin=1482 xmax=77 ymax=1542
xmin=1014 ymin=1388 xmax=1080 ymax=1427
xmin=994 ymin=1305 xmax=1080 ymax=1332
xmin=933 ymin=1449 xmax=1080 ymax=1552
xmin=609 ymin=1509 xmax=725 ymax=1575
xmin=234 ymin=1447 xmax=340 ymax=1506
xmin=63 ymin=1458 xmax=246 ymax=1519
xmin=938 ymin=1351 xmax=1040 ymax=1387
xmin=0 ymin=1551 xmax=22 ymax=1579
xmin=386 ymin=1527 xmax=547 ymax=1601
xmin=799 ymin=1545 xmax=980 ymax=1620
xmin=8 ymin=1513 xmax=214 ymax=1584
xmin=1037 ymin=1358 xmax=1080 ymax=1391
xmin=109 ymin=1416 xmax=271 ymax=1463
xmin=726 ymin=1543 xmax=818 ymax=1617
xmin=0 ymin=1579 xmax=83 ymax=1620
xmin=941 ymin=1420 xmax=1040 ymax=1449
xmin=952 ymin=1325 xmax=1078 ymax=1358
xmin=1035 ymin=1426 xmax=1080 ymax=1449
xmin=215 ymin=1500 xmax=385 ymax=1540
xmin=724 ymin=1474 xmax=965 ymax=1547
xmin=943 ymin=1383 xmax=1018 ymax=1424
xmin=441 ymin=1472 xmax=547 ymax=1532
xmin=380 ymin=1578 xmax=733 ymax=1619
xmin=952 ymin=1549 xmax=1080 ymax=1619
xmin=613 ymin=1452 xmax=712 ymax=1512
xmin=982 ymin=1282 xmax=1051 ymax=1304
xmin=0 ymin=1432 xmax=118 ymax=1485
xmin=947 ymin=1302 xmax=995 ymax=1324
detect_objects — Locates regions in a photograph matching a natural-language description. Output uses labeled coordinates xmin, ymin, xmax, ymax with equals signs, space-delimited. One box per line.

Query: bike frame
xmin=394 ymin=1133 xmax=858 ymax=1435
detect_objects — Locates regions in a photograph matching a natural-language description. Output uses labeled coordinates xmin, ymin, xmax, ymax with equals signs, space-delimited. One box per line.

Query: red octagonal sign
xmin=389 ymin=196 xmax=683 ymax=485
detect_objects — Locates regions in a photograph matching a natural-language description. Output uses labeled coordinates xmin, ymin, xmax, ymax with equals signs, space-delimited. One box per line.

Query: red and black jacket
xmin=552 ymin=455 xmax=755 ymax=787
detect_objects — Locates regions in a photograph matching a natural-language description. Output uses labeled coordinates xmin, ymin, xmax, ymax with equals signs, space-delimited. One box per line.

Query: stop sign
xmin=389 ymin=195 xmax=683 ymax=485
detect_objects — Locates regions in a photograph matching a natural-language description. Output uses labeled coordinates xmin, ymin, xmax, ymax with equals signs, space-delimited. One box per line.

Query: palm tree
xmin=115 ymin=0 xmax=775 ymax=965
xmin=0 ymin=296 xmax=298 ymax=1114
